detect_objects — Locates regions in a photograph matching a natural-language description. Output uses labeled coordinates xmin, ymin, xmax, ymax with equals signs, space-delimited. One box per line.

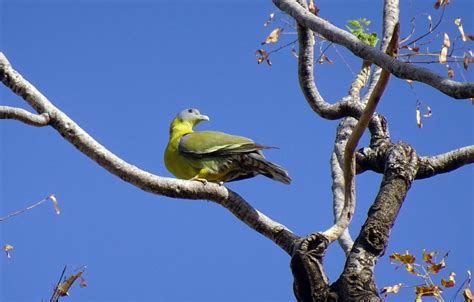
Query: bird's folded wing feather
xmin=179 ymin=131 xmax=275 ymax=157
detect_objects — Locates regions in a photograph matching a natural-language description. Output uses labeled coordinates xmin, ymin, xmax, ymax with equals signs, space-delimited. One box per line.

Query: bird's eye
xmin=187 ymin=109 xmax=193 ymax=113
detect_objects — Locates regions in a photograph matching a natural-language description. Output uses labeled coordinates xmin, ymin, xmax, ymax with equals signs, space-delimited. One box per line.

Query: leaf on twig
xmin=415 ymin=284 xmax=441 ymax=299
xmin=416 ymin=102 xmax=423 ymax=128
xmin=308 ymin=0 xmax=319 ymax=15
xmin=434 ymin=0 xmax=449 ymax=10
xmin=261 ymin=27 xmax=282 ymax=45
xmin=49 ymin=194 xmax=60 ymax=215
xmin=464 ymin=53 xmax=470 ymax=70
xmin=317 ymin=54 xmax=333 ymax=64
xmin=427 ymin=258 xmax=446 ymax=274
xmin=441 ymin=272 xmax=456 ymax=288
xmin=255 ymin=49 xmax=269 ymax=64
xmin=427 ymin=14 xmax=433 ymax=32
xmin=389 ymin=251 xmax=416 ymax=264
xmin=263 ymin=13 xmax=275 ymax=27
xmin=381 ymin=283 xmax=403 ymax=296
xmin=464 ymin=288 xmax=474 ymax=302
xmin=454 ymin=18 xmax=467 ymax=41
xmin=57 ymin=271 xmax=83 ymax=297
xmin=422 ymin=249 xmax=437 ymax=263
xmin=446 ymin=65 xmax=454 ymax=78
xmin=80 ymin=277 xmax=88 ymax=288
xmin=406 ymin=264 xmax=418 ymax=275
xmin=3 ymin=244 xmax=13 ymax=259
xmin=439 ymin=33 xmax=450 ymax=64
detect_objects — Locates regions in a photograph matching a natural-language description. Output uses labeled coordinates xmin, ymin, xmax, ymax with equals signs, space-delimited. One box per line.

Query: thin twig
xmin=50 ymin=265 xmax=67 ymax=302
xmin=405 ymin=5 xmax=446 ymax=46
xmin=0 ymin=194 xmax=55 ymax=222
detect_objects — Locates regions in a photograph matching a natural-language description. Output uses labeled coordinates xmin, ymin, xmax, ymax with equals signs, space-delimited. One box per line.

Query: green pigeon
xmin=164 ymin=108 xmax=291 ymax=184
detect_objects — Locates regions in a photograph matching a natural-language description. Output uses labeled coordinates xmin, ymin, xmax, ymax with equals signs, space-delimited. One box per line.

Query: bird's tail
xmin=249 ymin=153 xmax=292 ymax=185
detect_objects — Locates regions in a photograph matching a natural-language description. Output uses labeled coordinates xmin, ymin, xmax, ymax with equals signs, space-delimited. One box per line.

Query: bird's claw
xmin=192 ymin=177 xmax=208 ymax=185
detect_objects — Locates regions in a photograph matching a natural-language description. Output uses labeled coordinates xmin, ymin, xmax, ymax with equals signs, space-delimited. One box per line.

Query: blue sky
xmin=0 ymin=0 xmax=472 ymax=301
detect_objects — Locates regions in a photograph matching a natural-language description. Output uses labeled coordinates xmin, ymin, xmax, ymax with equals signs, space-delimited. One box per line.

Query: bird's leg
xmin=190 ymin=169 xmax=209 ymax=185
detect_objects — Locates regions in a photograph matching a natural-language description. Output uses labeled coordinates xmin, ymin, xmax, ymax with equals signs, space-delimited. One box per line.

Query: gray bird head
xmin=177 ymin=108 xmax=209 ymax=125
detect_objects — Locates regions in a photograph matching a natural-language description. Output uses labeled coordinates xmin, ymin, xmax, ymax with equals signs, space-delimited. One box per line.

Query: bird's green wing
xmin=179 ymin=131 xmax=273 ymax=157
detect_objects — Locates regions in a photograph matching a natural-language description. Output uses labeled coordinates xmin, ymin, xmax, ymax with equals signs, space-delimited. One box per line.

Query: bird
xmin=164 ymin=108 xmax=291 ymax=185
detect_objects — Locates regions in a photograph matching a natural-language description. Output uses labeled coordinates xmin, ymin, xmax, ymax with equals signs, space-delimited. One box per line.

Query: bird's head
xmin=176 ymin=108 xmax=209 ymax=126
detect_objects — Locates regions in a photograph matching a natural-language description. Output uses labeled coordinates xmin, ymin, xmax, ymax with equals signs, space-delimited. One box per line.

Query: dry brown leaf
xmin=57 ymin=271 xmax=83 ymax=297
xmin=263 ymin=13 xmax=275 ymax=27
xmin=427 ymin=259 xmax=446 ymax=274
xmin=467 ymin=35 xmax=474 ymax=41
xmin=434 ymin=0 xmax=450 ymax=9
xmin=464 ymin=288 xmax=474 ymax=302
xmin=255 ymin=49 xmax=269 ymax=64
xmin=381 ymin=283 xmax=403 ymax=296
xmin=454 ymin=18 xmax=467 ymax=41
xmin=80 ymin=277 xmax=88 ymax=288
xmin=308 ymin=0 xmax=319 ymax=15
xmin=406 ymin=264 xmax=419 ymax=275
xmin=427 ymin=15 xmax=433 ymax=31
xmin=266 ymin=59 xmax=272 ymax=67
xmin=464 ymin=53 xmax=470 ymax=70
xmin=389 ymin=251 xmax=416 ymax=264
xmin=49 ymin=194 xmax=60 ymax=215
xmin=416 ymin=103 xmax=422 ymax=128
xmin=262 ymin=27 xmax=282 ymax=45
xmin=447 ymin=65 xmax=454 ymax=78
xmin=3 ymin=244 xmax=13 ymax=259
xmin=439 ymin=33 xmax=450 ymax=64
xmin=441 ymin=272 xmax=456 ymax=288
xmin=424 ymin=106 xmax=432 ymax=118
xmin=422 ymin=249 xmax=437 ymax=263
xmin=415 ymin=284 xmax=441 ymax=298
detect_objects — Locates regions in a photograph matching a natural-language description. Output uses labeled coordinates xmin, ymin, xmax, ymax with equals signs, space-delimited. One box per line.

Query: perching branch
xmin=0 ymin=105 xmax=50 ymax=126
xmin=0 ymin=52 xmax=299 ymax=255
xmin=273 ymin=0 xmax=474 ymax=99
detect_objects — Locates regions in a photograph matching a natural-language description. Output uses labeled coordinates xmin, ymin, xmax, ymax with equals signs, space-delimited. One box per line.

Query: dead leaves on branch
xmin=51 ymin=266 xmax=87 ymax=301
xmin=261 ymin=27 xmax=282 ymax=45
xmin=385 ymin=250 xmax=472 ymax=301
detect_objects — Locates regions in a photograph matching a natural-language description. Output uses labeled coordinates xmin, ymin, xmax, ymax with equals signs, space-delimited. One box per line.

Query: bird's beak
xmin=198 ymin=114 xmax=209 ymax=121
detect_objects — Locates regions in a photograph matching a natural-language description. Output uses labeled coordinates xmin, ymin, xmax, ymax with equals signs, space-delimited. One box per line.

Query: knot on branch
xmin=290 ymin=233 xmax=329 ymax=302
xmin=331 ymin=268 xmax=380 ymax=302
xmin=385 ymin=143 xmax=418 ymax=186
xmin=360 ymin=222 xmax=390 ymax=254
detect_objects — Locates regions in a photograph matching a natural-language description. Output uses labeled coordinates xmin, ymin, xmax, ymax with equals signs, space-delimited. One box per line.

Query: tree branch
xmin=417 ymin=145 xmax=474 ymax=179
xmin=0 ymin=52 xmax=299 ymax=255
xmin=0 ymin=105 xmax=50 ymax=126
xmin=322 ymin=24 xmax=398 ymax=244
xmin=356 ymin=145 xmax=474 ymax=180
xmin=273 ymin=0 xmax=474 ymax=99
xmin=332 ymin=142 xmax=418 ymax=301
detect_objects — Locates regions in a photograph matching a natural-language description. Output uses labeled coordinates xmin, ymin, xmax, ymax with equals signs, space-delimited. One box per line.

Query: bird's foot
xmin=191 ymin=177 xmax=208 ymax=185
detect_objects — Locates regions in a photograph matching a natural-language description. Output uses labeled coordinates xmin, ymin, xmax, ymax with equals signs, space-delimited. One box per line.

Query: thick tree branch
xmin=0 ymin=52 xmax=299 ymax=255
xmin=356 ymin=145 xmax=474 ymax=180
xmin=0 ymin=105 xmax=50 ymax=126
xmin=273 ymin=0 xmax=474 ymax=99
xmin=417 ymin=145 xmax=474 ymax=179
xmin=331 ymin=143 xmax=418 ymax=301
